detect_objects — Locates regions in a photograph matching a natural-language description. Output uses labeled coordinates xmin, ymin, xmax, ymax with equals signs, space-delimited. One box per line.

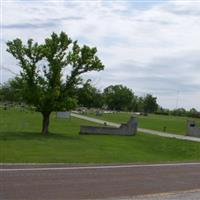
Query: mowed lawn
xmin=1 ymin=108 xmax=200 ymax=163
xmin=83 ymin=112 xmax=200 ymax=135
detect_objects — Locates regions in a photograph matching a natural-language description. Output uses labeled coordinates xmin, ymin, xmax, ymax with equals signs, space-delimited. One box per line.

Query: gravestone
xmin=96 ymin=110 xmax=103 ymax=116
xmin=57 ymin=111 xmax=71 ymax=119
xmin=186 ymin=120 xmax=200 ymax=137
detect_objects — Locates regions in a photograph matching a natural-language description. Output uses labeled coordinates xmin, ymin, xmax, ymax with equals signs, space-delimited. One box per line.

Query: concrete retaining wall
xmin=80 ymin=117 xmax=137 ymax=136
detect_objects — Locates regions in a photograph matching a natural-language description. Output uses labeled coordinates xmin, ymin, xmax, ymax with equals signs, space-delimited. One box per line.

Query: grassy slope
xmin=83 ymin=112 xmax=200 ymax=135
xmin=1 ymin=108 xmax=200 ymax=163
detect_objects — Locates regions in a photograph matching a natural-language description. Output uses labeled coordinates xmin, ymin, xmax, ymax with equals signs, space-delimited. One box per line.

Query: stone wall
xmin=186 ymin=120 xmax=200 ymax=137
xmin=80 ymin=117 xmax=137 ymax=136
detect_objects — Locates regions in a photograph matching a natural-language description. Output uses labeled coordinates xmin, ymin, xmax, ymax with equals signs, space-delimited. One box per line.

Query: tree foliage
xmin=7 ymin=32 xmax=104 ymax=134
xmin=0 ymin=77 xmax=23 ymax=103
xmin=76 ymin=81 xmax=104 ymax=109
xmin=103 ymin=85 xmax=135 ymax=111
xmin=143 ymin=94 xmax=158 ymax=113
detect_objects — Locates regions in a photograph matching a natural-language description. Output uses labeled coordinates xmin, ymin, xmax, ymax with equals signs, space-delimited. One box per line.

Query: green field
xmin=1 ymin=108 xmax=200 ymax=163
xmin=83 ymin=112 xmax=200 ymax=135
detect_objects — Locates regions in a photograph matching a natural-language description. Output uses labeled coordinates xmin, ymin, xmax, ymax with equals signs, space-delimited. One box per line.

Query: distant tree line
xmin=156 ymin=107 xmax=200 ymax=118
xmin=75 ymin=82 xmax=159 ymax=113
xmin=0 ymin=78 xmax=158 ymax=113
xmin=1 ymin=78 xmax=199 ymax=118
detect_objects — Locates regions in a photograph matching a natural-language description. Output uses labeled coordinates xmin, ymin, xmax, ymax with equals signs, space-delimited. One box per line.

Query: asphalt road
xmin=1 ymin=163 xmax=200 ymax=200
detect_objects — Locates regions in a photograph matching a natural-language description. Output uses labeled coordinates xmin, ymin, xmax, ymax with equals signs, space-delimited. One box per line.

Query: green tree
xmin=7 ymin=32 xmax=104 ymax=134
xmin=77 ymin=81 xmax=104 ymax=108
xmin=104 ymin=85 xmax=134 ymax=111
xmin=135 ymin=96 xmax=144 ymax=112
xmin=143 ymin=94 xmax=158 ymax=113
xmin=188 ymin=108 xmax=200 ymax=118
xmin=171 ymin=108 xmax=186 ymax=116
xmin=0 ymin=77 xmax=23 ymax=103
xmin=189 ymin=108 xmax=198 ymax=114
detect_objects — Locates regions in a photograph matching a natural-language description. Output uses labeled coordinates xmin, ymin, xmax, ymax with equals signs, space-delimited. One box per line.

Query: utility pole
xmin=175 ymin=90 xmax=180 ymax=109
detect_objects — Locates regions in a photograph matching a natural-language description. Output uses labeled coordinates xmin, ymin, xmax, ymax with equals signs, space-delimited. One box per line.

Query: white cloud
xmin=1 ymin=0 xmax=200 ymax=110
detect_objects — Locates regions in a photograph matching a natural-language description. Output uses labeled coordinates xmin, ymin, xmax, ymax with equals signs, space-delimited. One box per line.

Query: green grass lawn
xmin=83 ymin=112 xmax=200 ymax=135
xmin=1 ymin=108 xmax=200 ymax=163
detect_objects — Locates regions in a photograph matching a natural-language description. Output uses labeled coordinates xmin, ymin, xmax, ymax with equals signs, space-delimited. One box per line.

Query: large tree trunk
xmin=42 ymin=112 xmax=51 ymax=135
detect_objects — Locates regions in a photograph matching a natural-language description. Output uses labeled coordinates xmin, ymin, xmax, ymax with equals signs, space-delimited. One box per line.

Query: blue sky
xmin=1 ymin=0 xmax=200 ymax=110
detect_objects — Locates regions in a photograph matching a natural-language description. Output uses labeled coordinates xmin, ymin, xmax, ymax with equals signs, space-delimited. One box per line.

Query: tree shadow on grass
xmin=0 ymin=131 xmax=80 ymax=141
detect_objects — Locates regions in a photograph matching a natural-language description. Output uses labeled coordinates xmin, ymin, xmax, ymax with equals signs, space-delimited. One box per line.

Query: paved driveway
xmin=71 ymin=113 xmax=200 ymax=142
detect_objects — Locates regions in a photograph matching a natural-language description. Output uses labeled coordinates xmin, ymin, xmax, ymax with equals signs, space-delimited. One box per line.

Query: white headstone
xmin=57 ymin=111 xmax=71 ymax=119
